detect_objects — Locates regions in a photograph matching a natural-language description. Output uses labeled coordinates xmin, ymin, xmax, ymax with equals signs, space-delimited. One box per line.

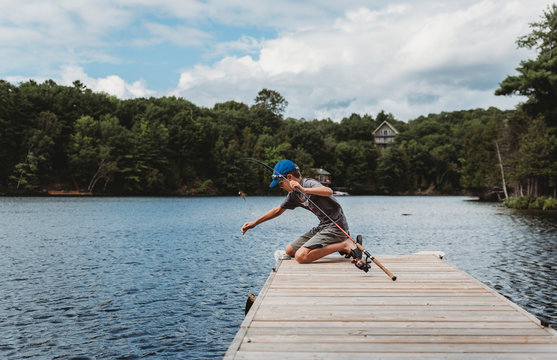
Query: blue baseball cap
xmin=269 ymin=160 xmax=299 ymax=188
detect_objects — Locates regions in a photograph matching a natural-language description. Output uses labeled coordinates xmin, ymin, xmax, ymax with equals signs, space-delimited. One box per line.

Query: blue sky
xmin=1 ymin=0 xmax=553 ymax=121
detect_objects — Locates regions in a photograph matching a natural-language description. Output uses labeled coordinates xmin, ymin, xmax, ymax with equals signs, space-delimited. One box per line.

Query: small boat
xmin=333 ymin=191 xmax=350 ymax=196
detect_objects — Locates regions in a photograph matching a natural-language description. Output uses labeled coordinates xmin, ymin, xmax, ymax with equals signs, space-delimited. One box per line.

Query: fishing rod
xmin=239 ymin=157 xmax=397 ymax=281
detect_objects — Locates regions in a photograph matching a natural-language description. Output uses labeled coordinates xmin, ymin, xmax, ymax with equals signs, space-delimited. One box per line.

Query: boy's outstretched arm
xmin=242 ymin=206 xmax=286 ymax=234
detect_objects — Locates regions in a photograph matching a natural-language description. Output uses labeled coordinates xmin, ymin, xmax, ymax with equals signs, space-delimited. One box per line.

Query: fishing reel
xmin=353 ymin=254 xmax=371 ymax=272
xmin=352 ymin=235 xmax=372 ymax=272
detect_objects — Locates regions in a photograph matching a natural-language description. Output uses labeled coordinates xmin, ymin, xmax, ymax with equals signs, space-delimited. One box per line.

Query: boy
xmin=241 ymin=160 xmax=361 ymax=264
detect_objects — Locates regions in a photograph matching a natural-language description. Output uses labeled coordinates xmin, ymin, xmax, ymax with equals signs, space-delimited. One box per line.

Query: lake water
xmin=1 ymin=196 xmax=556 ymax=359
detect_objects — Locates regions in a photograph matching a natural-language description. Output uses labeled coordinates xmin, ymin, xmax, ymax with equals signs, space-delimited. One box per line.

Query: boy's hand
xmin=289 ymin=180 xmax=304 ymax=192
xmin=241 ymin=221 xmax=256 ymax=234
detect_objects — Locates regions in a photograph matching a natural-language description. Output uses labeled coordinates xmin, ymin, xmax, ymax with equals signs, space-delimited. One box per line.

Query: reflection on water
xmin=0 ymin=196 xmax=555 ymax=359
xmin=491 ymin=210 xmax=557 ymax=324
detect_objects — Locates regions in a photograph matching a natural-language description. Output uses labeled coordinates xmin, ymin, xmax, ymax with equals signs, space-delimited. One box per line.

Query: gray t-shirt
xmin=280 ymin=178 xmax=349 ymax=232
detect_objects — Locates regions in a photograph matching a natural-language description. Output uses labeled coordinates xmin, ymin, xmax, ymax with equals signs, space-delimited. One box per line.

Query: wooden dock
xmin=225 ymin=253 xmax=557 ymax=359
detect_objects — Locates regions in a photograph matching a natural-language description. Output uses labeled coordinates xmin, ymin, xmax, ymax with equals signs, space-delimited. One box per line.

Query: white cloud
xmin=134 ymin=22 xmax=212 ymax=47
xmin=0 ymin=0 xmax=130 ymax=75
xmin=1 ymin=0 xmax=553 ymax=120
xmin=5 ymin=64 xmax=155 ymax=99
xmin=59 ymin=65 xmax=155 ymax=98
xmin=172 ymin=0 xmax=550 ymax=120
xmin=210 ymin=36 xmax=261 ymax=59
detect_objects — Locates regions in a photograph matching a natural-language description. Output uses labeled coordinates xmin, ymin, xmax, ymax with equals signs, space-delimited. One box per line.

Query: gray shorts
xmin=289 ymin=227 xmax=347 ymax=251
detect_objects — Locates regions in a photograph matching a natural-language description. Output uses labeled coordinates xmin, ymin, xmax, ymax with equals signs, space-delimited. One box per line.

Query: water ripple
xmin=0 ymin=196 xmax=555 ymax=359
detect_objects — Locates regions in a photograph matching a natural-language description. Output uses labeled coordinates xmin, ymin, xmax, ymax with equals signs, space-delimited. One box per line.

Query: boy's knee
xmin=285 ymin=245 xmax=296 ymax=257
xmin=294 ymin=248 xmax=311 ymax=263
xmin=294 ymin=253 xmax=308 ymax=263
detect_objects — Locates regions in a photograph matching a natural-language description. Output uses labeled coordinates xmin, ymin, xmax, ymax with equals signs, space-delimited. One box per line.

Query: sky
xmin=1 ymin=0 xmax=554 ymax=121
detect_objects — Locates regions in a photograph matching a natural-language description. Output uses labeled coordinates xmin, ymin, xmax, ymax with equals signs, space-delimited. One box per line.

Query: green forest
xmin=1 ymin=5 xmax=556 ymax=208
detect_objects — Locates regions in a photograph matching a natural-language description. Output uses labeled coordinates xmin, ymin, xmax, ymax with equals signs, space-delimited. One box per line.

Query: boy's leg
xmin=285 ymin=244 xmax=297 ymax=257
xmin=285 ymin=228 xmax=319 ymax=257
xmin=294 ymin=227 xmax=355 ymax=264
xmin=295 ymin=238 xmax=354 ymax=263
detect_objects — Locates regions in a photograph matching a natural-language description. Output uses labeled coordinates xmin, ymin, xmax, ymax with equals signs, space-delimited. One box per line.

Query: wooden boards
xmin=224 ymin=253 xmax=557 ymax=359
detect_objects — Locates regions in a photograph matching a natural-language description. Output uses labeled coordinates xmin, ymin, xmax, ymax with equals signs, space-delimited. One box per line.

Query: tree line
xmin=0 ymin=5 xmax=555 ymax=203
xmin=0 ymin=80 xmax=551 ymax=200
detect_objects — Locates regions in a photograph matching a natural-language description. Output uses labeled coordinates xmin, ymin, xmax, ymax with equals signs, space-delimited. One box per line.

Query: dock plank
xmin=224 ymin=254 xmax=557 ymax=359
xmin=234 ymin=352 xmax=557 ymax=360
xmin=243 ymin=334 xmax=557 ymax=344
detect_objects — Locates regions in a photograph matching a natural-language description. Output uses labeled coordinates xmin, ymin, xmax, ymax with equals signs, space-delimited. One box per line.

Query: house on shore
xmin=373 ymin=121 xmax=398 ymax=150
xmin=312 ymin=168 xmax=331 ymax=185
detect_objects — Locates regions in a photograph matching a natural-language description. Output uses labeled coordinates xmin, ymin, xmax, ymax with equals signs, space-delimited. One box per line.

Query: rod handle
xmin=355 ymin=243 xmax=397 ymax=281
xmin=372 ymin=258 xmax=397 ymax=281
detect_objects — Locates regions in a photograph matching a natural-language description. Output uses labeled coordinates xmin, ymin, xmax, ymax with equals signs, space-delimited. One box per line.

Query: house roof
xmin=312 ymin=168 xmax=331 ymax=175
xmin=373 ymin=121 xmax=399 ymax=135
